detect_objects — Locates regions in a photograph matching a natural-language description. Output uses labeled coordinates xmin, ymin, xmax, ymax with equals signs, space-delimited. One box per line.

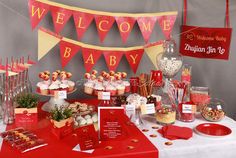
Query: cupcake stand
xmin=37 ymin=89 xmax=77 ymax=112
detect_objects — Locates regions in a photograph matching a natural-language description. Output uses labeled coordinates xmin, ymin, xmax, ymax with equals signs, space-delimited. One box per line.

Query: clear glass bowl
xmin=201 ymin=98 xmax=225 ymax=122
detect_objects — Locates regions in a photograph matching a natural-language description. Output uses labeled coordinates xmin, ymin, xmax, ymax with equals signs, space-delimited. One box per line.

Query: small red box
xmin=50 ymin=117 xmax=74 ymax=139
xmin=14 ymin=108 xmax=38 ymax=125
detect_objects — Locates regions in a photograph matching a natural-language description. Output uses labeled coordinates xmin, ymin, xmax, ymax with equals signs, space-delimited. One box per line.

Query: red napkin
xmin=158 ymin=125 xmax=193 ymax=140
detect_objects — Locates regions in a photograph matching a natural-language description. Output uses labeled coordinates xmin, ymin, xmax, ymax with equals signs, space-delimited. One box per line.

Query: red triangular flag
xmin=137 ymin=17 xmax=157 ymax=43
xmin=103 ymin=51 xmax=123 ymax=71
xmin=95 ymin=15 xmax=115 ymax=42
xmin=28 ymin=0 xmax=49 ymax=30
xmin=73 ymin=12 xmax=94 ymax=40
xmin=81 ymin=48 xmax=102 ymax=72
xmin=125 ymin=49 xmax=144 ymax=73
xmin=59 ymin=40 xmax=80 ymax=68
xmin=157 ymin=15 xmax=177 ymax=39
xmin=51 ymin=6 xmax=72 ymax=33
xmin=115 ymin=17 xmax=136 ymax=43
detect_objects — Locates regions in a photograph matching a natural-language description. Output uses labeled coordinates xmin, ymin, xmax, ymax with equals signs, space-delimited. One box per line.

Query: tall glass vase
xmin=2 ymin=91 xmax=15 ymax=124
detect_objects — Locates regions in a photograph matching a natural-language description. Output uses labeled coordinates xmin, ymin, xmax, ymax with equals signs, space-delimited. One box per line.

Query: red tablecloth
xmin=0 ymin=99 xmax=158 ymax=158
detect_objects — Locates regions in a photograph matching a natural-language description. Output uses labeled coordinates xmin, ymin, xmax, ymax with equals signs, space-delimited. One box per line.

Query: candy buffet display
xmin=201 ymin=98 xmax=225 ymax=122
xmin=83 ymin=70 xmax=130 ymax=96
xmin=0 ymin=127 xmax=47 ymax=153
xmin=37 ymin=70 xmax=75 ymax=95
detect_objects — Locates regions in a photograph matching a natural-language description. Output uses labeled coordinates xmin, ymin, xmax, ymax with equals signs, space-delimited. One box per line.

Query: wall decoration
xmin=29 ymin=0 xmax=177 ymax=43
xmin=38 ymin=28 xmax=163 ymax=72
xmin=179 ymin=0 xmax=232 ymax=60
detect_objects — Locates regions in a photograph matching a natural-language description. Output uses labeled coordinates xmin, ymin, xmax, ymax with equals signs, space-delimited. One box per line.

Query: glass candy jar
xmin=157 ymin=39 xmax=183 ymax=92
xmin=201 ymin=98 xmax=225 ymax=122
xmin=155 ymin=89 xmax=176 ymax=125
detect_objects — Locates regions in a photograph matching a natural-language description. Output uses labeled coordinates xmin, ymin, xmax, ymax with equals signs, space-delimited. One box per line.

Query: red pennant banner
xmin=82 ymin=48 xmax=102 ymax=72
xmin=59 ymin=40 xmax=80 ymax=68
xmin=157 ymin=15 xmax=177 ymax=39
xmin=28 ymin=0 xmax=49 ymax=30
xmin=95 ymin=15 xmax=115 ymax=42
xmin=73 ymin=12 xmax=94 ymax=40
xmin=115 ymin=17 xmax=136 ymax=43
xmin=51 ymin=6 xmax=72 ymax=33
xmin=103 ymin=51 xmax=123 ymax=71
xmin=137 ymin=17 xmax=157 ymax=43
xmin=125 ymin=49 xmax=144 ymax=73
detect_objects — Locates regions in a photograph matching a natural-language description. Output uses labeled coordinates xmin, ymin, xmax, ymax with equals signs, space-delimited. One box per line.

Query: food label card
xmin=141 ymin=103 xmax=155 ymax=115
xmin=122 ymin=104 xmax=135 ymax=122
xmin=98 ymin=107 xmax=127 ymax=140
xmin=55 ymin=90 xmax=67 ymax=99
xmin=98 ymin=92 xmax=110 ymax=100
xmin=182 ymin=104 xmax=196 ymax=113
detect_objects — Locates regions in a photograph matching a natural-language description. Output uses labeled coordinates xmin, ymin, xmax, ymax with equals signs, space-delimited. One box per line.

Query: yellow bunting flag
xmin=144 ymin=41 xmax=164 ymax=69
xmin=38 ymin=28 xmax=61 ymax=60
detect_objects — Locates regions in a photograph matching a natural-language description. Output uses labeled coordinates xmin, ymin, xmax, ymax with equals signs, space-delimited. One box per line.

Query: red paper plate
xmin=195 ymin=123 xmax=232 ymax=137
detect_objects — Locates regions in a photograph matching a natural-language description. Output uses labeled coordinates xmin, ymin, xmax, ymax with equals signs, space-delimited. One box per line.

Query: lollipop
xmin=109 ymin=76 xmax=115 ymax=81
xmin=91 ymin=74 xmax=96 ymax=80
xmin=84 ymin=73 xmax=91 ymax=79
xmin=101 ymin=71 xmax=107 ymax=77
xmin=43 ymin=75 xmax=50 ymax=81
xmin=52 ymin=72 xmax=58 ymax=76
xmin=114 ymin=74 xmax=121 ymax=80
xmin=121 ymin=72 xmax=127 ymax=78
xmin=44 ymin=70 xmax=50 ymax=75
xmin=98 ymin=76 xmax=104 ymax=82
xmin=52 ymin=74 xmax=57 ymax=81
xmin=60 ymin=73 xmax=67 ymax=80
xmin=39 ymin=72 xmax=44 ymax=79
xmin=109 ymin=71 xmax=115 ymax=76
xmin=66 ymin=72 xmax=72 ymax=78
xmin=56 ymin=70 xmax=61 ymax=75
xmin=92 ymin=70 xmax=98 ymax=75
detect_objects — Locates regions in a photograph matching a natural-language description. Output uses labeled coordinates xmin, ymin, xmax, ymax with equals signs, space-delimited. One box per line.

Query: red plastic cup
xmin=151 ymin=70 xmax=162 ymax=86
xmin=130 ymin=77 xmax=139 ymax=93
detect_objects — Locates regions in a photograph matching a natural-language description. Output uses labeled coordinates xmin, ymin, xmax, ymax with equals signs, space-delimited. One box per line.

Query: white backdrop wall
xmin=0 ymin=0 xmax=236 ymax=119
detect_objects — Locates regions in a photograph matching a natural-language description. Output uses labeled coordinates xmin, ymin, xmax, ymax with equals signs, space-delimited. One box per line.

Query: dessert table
xmin=0 ymin=99 xmax=236 ymax=158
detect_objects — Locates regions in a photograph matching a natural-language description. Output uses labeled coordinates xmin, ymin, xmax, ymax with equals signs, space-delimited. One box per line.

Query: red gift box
xmin=50 ymin=117 xmax=74 ymax=139
xmin=14 ymin=108 xmax=38 ymax=125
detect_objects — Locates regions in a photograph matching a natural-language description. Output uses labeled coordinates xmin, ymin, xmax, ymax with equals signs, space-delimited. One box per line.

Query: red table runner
xmin=0 ymin=99 xmax=158 ymax=158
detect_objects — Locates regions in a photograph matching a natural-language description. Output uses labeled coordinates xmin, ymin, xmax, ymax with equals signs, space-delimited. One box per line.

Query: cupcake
xmin=59 ymin=83 xmax=69 ymax=92
xmin=105 ymin=85 xmax=117 ymax=96
xmin=122 ymin=81 xmax=130 ymax=93
xmin=49 ymin=83 xmax=60 ymax=95
xmin=94 ymin=83 xmax=104 ymax=95
xmin=116 ymin=84 xmax=125 ymax=95
xmin=37 ymin=82 xmax=49 ymax=95
xmin=62 ymin=80 xmax=75 ymax=92
xmin=68 ymin=80 xmax=75 ymax=92
xmin=84 ymin=81 xmax=94 ymax=95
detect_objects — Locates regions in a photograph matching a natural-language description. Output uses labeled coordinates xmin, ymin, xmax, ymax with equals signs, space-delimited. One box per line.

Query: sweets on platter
xmin=68 ymin=102 xmax=98 ymax=127
xmin=0 ymin=127 xmax=47 ymax=153
xmin=83 ymin=70 xmax=130 ymax=96
xmin=37 ymin=70 xmax=75 ymax=95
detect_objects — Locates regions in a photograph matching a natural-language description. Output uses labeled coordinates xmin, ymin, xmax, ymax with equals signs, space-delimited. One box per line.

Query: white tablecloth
xmin=139 ymin=114 xmax=236 ymax=158
xmin=0 ymin=116 xmax=236 ymax=157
